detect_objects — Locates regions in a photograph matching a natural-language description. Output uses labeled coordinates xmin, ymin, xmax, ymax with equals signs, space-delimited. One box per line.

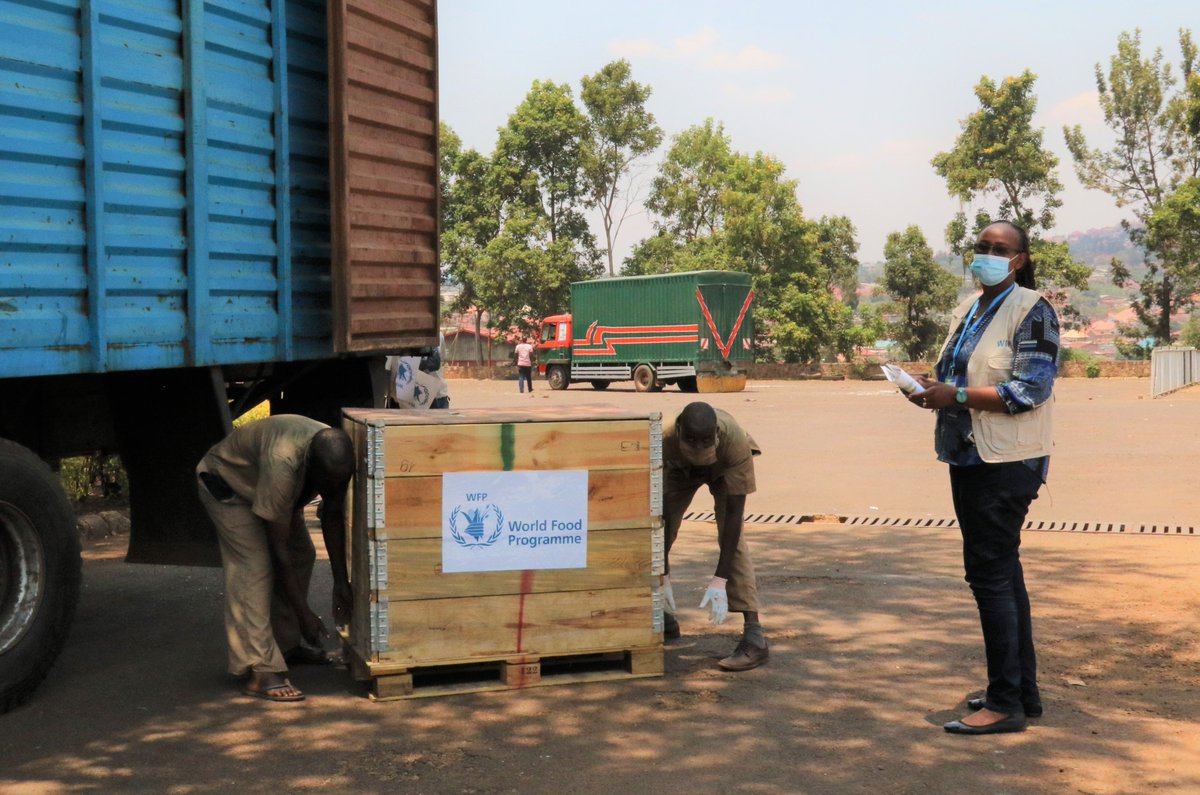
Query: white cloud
xmin=704 ymin=45 xmax=787 ymax=72
xmin=718 ymin=81 xmax=794 ymax=106
xmin=609 ymin=28 xmax=786 ymax=73
xmin=673 ymin=28 xmax=719 ymax=57
xmin=878 ymin=137 xmax=938 ymax=158
xmin=1044 ymin=90 xmax=1103 ymax=129
xmin=805 ymin=138 xmax=939 ymax=174
xmin=609 ymin=38 xmax=663 ymax=58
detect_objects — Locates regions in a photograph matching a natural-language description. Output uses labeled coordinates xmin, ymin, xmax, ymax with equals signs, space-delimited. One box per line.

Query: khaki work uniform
xmin=662 ymin=409 xmax=762 ymax=613
xmin=195 ymin=415 xmax=325 ymax=676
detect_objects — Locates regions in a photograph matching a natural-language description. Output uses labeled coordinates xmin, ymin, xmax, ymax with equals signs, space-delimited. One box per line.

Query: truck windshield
xmin=541 ymin=324 xmax=555 ymax=343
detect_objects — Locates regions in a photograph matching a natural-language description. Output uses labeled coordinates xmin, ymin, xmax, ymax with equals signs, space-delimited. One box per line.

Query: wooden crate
xmin=342 ymin=407 xmax=665 ymax=699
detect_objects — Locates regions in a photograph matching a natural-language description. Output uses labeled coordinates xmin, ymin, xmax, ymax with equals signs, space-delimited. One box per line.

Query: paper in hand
xmin=881 ymin=364 xmax=925 ymax=395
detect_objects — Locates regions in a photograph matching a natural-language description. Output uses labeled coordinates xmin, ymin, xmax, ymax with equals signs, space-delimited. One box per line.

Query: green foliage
xmin=631 ymin=123 xmax=874 ymax=364
xmin=932 ymin=71 xmax=1063 ymax=232
xmin=1064 ymin=29 xmax=1200 ymax=344
xmin=881 ymin=226 xmax=961 ymax=360
xmin=59 ymin=454 xmax=126 ymax=503
xmin=646 ymin=119 xmax=733 ymax=242
xmin=580 ymin=60 xmax=663 ymax=275
xmin=1059 ymin=346 xmax=1095 ymax=364
xmin=932 ymin=70 xmax=1090 ymax=324
xmin=1180 ymin=312 xmax=1200 ymax=349
xmin=440 ymin=123 xmax=503 ymax=362
xmin=442 ymin=78 xmax=605 ymax=341
xmin=815 ymin=215 xmax=861 ymax=308
xmin=471 ymin=204 xmax=587 ymax=334
xmin=1086 ymin=362 xmax=1102 ymax=378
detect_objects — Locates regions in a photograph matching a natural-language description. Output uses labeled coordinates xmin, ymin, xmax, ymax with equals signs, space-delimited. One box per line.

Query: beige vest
xmin=936 ymin=286 xmax=1054 ymax=463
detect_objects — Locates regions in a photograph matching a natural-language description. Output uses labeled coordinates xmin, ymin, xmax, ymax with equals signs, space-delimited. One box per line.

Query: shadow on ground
xmin=1 ymin=520 xmax=1198 ymax=795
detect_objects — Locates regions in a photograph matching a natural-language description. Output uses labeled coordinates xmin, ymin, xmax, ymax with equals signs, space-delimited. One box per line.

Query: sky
xmin=439 ymin=1 xmax=1196 ymax=264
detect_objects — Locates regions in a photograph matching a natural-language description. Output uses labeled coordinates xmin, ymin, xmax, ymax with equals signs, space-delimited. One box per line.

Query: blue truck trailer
xmin=0 ymin=0 xmax=441 ymax=711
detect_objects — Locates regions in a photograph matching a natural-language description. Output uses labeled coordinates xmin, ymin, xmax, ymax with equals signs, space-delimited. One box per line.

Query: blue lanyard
xmin=949 ymin=284 xmax=1014 ymax=378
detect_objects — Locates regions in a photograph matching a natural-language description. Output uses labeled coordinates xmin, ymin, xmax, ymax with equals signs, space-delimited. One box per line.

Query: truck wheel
xmin=678 ymin=376 xmax=699 ymax=393
xmin=589 ymin=381 xmax=610 ymax=390
xmin=0 ymin=440 xmax=81 ymax=714
xmin=633 ymin=364 xmax=657 ymax=393
xmin=547 ymin=365 xmax=570 ymax=391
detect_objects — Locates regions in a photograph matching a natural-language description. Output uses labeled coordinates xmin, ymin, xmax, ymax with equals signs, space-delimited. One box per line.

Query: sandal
xmin=242 ymin=679 xmax=305 ymax=702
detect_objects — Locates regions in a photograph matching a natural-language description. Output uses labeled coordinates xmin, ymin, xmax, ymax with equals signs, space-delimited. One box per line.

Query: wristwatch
xmin=955 ymin=388 xmax=968 ymax=405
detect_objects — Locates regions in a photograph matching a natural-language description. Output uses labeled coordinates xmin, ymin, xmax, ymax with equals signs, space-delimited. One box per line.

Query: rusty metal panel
xmin=328 ymin=0 xmax=440 ymax=354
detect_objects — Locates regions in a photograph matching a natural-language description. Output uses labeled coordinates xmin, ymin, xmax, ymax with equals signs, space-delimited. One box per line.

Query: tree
xmin=814 ymin=215 xmax=861 ymax=308
xmin=1064 ymin=29 xmax=1200 ymax=345
xmin=881 ymin=226 xmax=960 ymax=361
xmin=580 ymin=60 xmax=663 ymax=275
xmin=932 ymin=71 xmax=1090 ymax=325
xmin=645 ymin=119 xmax=733 ymax=241
xmin=632 ymin=127 xmax=874 ymax=363
xmin=1180 ymin=310 xmax=1200 ymax=349
xmin=494 ymin=79 xmax=600 ymax=270
xmin=470 ymin=205 xmax=578 ymax=335
xmin=439 ymin=123 xmax=501 ymax=363
xmin=454 ymin=80 xmax=604 ymax=337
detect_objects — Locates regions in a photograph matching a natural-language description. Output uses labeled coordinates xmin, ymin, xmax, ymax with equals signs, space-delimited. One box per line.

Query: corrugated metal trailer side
xmin=328 ymin=0 xmax=439 ymax=353
xmin=0 ymin=0 xmax=435 ymax=380
xmin=570 ymin=271 xmax=754 ymax=367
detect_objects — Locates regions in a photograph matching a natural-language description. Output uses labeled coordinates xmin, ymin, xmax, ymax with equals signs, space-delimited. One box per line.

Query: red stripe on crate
xmin=515 ymin=570 xmax=536 ymax=657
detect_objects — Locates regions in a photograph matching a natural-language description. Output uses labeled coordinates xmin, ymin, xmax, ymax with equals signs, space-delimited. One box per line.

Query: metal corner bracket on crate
xmin=369 ymin=536 xmax=389 ymax=591
xmin=648 ymin=416 xmax=664 ymax=517
xmin=369 ymin=596 xmax=390 ymax=653
xmin=650 ymin=523 xmax=665 ymax=576
xmin=365 ymin=421 xmax=387 ymax=530
xmin=650 ymin=590 xmax=665 ymax=634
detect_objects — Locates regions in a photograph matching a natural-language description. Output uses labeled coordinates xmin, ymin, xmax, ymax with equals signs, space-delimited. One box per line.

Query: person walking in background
xmin=659 ymin=402 xmax=768 ymax=672
xmin=514 ymin=337 xmax=536 ymax=394
xmin=907 ymin=220 xmax=1059 ymax=735
xmin=195 ymin=415 xmax=354 ymax=703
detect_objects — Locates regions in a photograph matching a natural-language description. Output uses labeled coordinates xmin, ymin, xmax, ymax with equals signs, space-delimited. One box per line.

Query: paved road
xmin=449 ymin=376 xmax=1200 ymax=529
xmin=2 ymin=377 xmax=1198 ymax=794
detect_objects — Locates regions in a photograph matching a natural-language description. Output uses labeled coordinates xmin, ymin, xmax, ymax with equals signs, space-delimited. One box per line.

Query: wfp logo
xmin=396 ymin=360 xmax=414 ymax=387
xmin=413 ymin=382 xmax=430 ymax=405
xmin=449 ymin=504 xmax=504 ymax=547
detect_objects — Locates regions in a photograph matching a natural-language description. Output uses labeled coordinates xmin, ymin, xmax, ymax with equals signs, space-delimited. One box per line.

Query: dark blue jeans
xmin=517 ymin=365 xmax=533 ymax=392
xmin=949 ymin=462 xmax=1042 ymax=714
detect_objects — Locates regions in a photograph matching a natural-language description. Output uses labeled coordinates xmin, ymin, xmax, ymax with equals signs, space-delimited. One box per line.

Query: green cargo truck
xmin=537 ymin=272 xmax=755 ymax=393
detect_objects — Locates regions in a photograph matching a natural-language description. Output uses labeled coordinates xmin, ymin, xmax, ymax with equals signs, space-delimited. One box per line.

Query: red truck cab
xmin=537 ymin=315 xmax=572 ymax=388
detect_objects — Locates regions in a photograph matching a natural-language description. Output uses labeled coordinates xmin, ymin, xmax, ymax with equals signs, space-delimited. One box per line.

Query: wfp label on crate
xmin=442 ymin=470 xmax=589 ymax=572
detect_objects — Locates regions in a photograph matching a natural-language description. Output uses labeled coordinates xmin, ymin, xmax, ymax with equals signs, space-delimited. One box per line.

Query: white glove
xmin=699 ymin=576 xmax=729 ymax=625
xmin=660 ymin=575 xmax=678 ymax=615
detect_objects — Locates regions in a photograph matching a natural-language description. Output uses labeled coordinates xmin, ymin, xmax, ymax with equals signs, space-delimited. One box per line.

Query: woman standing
xmin=909 ymin=220 xmax=1059 ymax=735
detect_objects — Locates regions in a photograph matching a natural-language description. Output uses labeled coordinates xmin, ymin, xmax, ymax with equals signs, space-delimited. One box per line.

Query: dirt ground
xmin=1 ymin=378 xmax=1198 ymax=794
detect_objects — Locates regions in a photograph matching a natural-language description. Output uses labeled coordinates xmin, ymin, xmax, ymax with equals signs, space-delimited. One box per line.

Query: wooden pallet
xmin=349 ymin=644 xmax=663 ymax=701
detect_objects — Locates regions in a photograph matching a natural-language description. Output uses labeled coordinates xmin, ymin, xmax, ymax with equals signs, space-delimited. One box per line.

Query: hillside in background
xmin=857 ymin=226 xmax=1162 ymax=358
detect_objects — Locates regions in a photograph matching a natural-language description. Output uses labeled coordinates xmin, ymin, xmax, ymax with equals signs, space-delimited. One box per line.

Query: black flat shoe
xmin=967 ymin=697 xmax=1043 ymax=718
xmin=663 ymin=612 xmax=681 ymax=641
xmin=944 ymin=713 xmax=1028 ymax=735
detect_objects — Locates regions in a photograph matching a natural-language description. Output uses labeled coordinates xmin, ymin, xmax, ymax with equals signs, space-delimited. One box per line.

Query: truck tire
xmin=677 ymin=376 xmax=699 ymax=393
xmin=589 ymin=380 xmax=610 ymax=390
xmin=0 ymin=440 xmax=81 ymax=714
xmin=547 ymin=365 xmax=570 ymax=391
xmin=633 ymin=364 xmax=657 ymax=393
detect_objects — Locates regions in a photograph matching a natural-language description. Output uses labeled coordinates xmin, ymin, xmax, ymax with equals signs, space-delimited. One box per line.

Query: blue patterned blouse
xmin=933 ymin=294 xmax=1060 ymax=479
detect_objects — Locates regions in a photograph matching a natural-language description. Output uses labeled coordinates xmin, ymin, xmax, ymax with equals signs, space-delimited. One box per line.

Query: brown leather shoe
xmin=717 ymin=638 xmax=769 ymax=671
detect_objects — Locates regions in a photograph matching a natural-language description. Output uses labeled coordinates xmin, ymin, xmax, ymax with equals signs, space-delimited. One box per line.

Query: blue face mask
xmin=970 ymin=253 xmax=1016 ymax=286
